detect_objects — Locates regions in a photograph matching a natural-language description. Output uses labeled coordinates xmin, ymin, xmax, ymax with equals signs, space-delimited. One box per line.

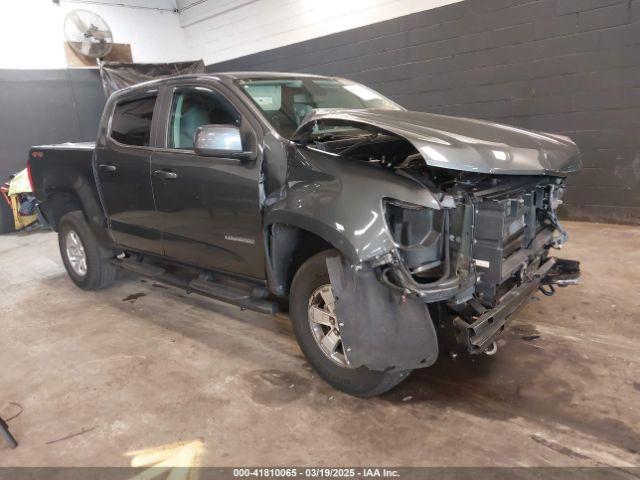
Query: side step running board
xmin=189 ymin=278 xmax=277 ymax=315
xmin=114 ymin=258 xmax=165 ymax=277
xmin=111 ymin=259 xmax=277 ymax=316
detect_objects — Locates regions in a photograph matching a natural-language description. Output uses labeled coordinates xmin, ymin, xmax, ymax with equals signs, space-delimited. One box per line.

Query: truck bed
xmin=28 ymin=143 xmax=103 ymax=232
xmin=32 ymin=142 xmax=96 ymax=150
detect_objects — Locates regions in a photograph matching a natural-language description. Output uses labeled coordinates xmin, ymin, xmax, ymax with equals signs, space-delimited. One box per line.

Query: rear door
xmin=150 ymin=83 xmax=265 ymax=279
xmin=96 ymin=90 xmax=163 ymax=254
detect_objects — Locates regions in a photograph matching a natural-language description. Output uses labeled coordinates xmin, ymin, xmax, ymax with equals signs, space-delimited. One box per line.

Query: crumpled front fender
xmin=263 ymin=148 xmax=441 ymax=265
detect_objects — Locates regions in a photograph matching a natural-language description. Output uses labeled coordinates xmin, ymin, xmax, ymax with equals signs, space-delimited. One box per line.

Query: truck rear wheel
xmin=0 ymin=196 xmax=16 ymax=234
xmin=289 ymin=249 xmax=411 ymax=397
xmin=58 ymin=211 xmax=117 ymax=291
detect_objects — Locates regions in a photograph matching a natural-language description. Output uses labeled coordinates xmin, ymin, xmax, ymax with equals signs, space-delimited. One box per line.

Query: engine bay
xmin=309 ymin=127 xmax=570 ymax=308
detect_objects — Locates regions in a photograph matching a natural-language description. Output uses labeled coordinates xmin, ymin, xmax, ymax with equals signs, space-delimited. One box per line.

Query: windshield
xmin=236 ymin=77 xmax=403 ymax=138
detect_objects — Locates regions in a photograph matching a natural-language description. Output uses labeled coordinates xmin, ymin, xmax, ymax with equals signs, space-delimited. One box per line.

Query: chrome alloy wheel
xmin=307 ymin=284 xmax=352 ymax=368
xmin=65 ymin=230 xmax=87 ymax=277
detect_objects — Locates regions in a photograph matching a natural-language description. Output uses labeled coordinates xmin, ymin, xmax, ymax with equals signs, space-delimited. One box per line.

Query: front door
xmin=96 ymin=92 xmax=163 ymax=255
xmin=151 ymin=86 xmax=265 ymax=279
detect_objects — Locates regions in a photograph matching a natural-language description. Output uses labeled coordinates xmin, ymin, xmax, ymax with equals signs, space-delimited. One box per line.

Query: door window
xmin=110 ymin=95 xmax=157 ymax=147
xmin=168 ymin=88 xmax=240 ymax=150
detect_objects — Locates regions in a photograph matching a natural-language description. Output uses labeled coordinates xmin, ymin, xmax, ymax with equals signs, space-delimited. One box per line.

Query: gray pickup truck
xmin=28 ymin=72 xmax=581 ymax=396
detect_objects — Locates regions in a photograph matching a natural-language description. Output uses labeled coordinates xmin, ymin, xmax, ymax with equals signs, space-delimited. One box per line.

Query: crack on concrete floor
xmin=45 ymin=425 xmax=99 ymax=445
xmin=530 ymin=434 xmax=591 ymax=460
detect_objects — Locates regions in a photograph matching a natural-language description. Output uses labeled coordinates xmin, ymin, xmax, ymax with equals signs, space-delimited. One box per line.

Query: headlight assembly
xmin=383 ymin=198 xmax=448 ymax=276
xmin=383 ymin=198 xmax=442 ymax=249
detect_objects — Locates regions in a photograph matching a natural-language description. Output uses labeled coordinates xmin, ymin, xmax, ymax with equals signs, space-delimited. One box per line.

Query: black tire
xmin=0 ymin=196 xmax=16 ymax=234
xmin=58 ymin=211 xmax=117 ymax=291
xmin=290 ymin=249 xmax=411 ymax=397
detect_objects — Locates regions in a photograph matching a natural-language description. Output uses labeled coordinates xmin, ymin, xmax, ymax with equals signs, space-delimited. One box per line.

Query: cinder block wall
xmin=209 ymin=0 xmax=640 ymax=224
xmin=0 ymin=69 xmax=105 ymax=180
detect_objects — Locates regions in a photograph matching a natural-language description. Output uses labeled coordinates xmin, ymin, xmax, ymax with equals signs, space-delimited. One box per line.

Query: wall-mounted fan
xmin=64 ymin=9 xmax=113 ymax=58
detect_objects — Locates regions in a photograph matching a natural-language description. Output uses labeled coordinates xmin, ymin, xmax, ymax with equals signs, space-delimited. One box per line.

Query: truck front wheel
xmin=289 ymin=250 xmax=411 ymax=397
xmin=58 ymin=211 xmax=117 ymax=290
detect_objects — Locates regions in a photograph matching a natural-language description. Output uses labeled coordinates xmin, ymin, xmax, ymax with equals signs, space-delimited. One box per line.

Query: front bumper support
xmin=454 ymin=257 xmax=579 ymax=353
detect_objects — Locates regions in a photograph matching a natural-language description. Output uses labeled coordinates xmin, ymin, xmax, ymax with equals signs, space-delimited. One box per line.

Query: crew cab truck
xmin=28 ymin=72 xmax=581 ymax=397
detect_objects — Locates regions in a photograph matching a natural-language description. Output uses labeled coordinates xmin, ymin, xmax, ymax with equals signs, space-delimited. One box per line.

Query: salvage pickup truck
xmin=28 ymin=72 xmax=581 ymax=397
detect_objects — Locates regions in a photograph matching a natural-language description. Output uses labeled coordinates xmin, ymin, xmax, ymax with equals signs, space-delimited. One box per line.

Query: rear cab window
xmin=110 ymin=94 xmax=157 ymax=147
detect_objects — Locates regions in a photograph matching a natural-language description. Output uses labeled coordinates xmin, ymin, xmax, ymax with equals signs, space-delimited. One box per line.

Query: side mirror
xmin=194 ymin=125 xmax=254 ymax=160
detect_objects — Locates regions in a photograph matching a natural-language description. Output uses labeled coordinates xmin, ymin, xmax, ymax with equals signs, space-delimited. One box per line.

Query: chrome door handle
xmin=153 ymin=169 xmax=178 ymax=180
xmin=98 ymin=164 xmax=117 ymax=173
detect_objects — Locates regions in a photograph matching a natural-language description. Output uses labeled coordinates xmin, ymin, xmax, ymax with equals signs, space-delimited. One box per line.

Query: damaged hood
xmin=296 ymin=109 xmax=582 ymax=175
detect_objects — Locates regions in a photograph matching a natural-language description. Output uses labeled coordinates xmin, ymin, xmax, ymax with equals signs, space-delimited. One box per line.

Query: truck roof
xmin=113 ymin=71 xmax=335 ymax=96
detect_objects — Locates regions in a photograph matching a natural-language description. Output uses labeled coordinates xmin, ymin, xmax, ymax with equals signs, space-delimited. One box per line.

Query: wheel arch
xmin=45 ymin=189 xmax=84 ymax=231
xmin=44 ymin=185 xmax=114 ymax=248
xmin=264 ymin=218 xmax=357 ymax=296
xmin=39 ymin=166 xmax=114 ymax=245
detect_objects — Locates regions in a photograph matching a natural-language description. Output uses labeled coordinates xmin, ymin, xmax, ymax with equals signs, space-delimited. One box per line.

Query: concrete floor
xmin=0 ymin=221 xmax=639 ymax=468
